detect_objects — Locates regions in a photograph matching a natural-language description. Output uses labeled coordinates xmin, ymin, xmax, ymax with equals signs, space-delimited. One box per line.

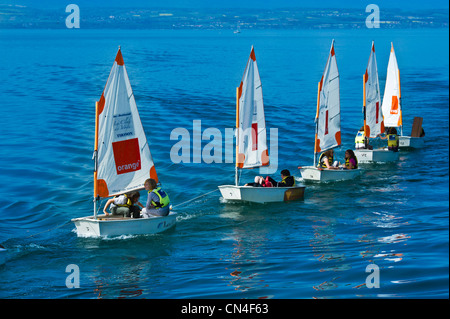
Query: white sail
xmin=315 ymin=39 xmax=341 ymax=153
xmin=95 ymin=48 xmax=158 ymax=198
xmin=236 ymin=46 xmax=269 ymax=169
xmin=381 ymin=42 xmax=402 ymax=128
xmin=364 ymin=41 xmax=384 ymax=138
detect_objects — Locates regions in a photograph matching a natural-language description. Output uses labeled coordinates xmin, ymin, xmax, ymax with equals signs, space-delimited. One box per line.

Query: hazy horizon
xmin=1 ymin=0 xmax=449 ymax=9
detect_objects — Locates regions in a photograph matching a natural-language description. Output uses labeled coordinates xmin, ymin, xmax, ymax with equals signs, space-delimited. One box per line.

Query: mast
xmin=313 ymin=80 xmax=321 ymax=167
xmin=93 ymin=101 xmax=100 ymax=219
xmin=398 ymin=67 xmax=403 ymax=136
xmin=235 ymin=86 xmax=240 ymax=186
xmin=363 ymin=72 xmax=368 ymax=137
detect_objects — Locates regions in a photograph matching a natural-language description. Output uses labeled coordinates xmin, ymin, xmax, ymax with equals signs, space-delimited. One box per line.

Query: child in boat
xmin=102 ymin=191 xmax=142 ymax=218
xmin=355 ymin=126 xmax=373 ymax=150
xmin=344 ymin=149 xmax=358 ymax=169
xmin=141 ymin=178 xmax=171 ymax=218
xmin=244 ymin=176 xmax=273 ymax=187
xmin=378 ymin=127 xmax=399 ymax=152
xmin=317 ymin=150 xmax=339 ymax=169
xmin=266 ymin=169 xmax=295 ymax=187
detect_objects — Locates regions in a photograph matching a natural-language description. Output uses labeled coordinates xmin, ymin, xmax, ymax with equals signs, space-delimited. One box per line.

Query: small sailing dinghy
xmin=72 ymin=48 xmax=176 ymax=237
xmin=299 ymin=40 xmax=361 ymax=181
xmin=218 ymin=47 xmax=305 ymax=203
xmin=354 ymin=42 xmax=399 ymax=164
xmin=381 ymin=42 xmax=424 ymax=149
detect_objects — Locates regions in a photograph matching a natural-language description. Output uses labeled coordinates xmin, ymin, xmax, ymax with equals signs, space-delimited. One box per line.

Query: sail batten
xmin=315 ymin=40 xmax=341 ymax=154
xmin=236 ymin=46 xmax=269 ymax=170
xmin=95 ymin=48 xmax=157 ymax=198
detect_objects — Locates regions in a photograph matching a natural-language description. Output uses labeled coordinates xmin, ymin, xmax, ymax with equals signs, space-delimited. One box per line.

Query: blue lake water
xmin=0 ymin=28 xmax=448 ymax=299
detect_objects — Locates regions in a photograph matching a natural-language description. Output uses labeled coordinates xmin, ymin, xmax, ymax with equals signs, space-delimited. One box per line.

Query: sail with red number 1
xmin=300 ymin=40 xmax=361 ymax=181
xmin=314 ymin=39 xmax=341 ymax=157
xmin=219 ymin=46 xmax=305 ymax=202
xmin=236 ymin=46 xmax=269 ymax=171
xmin=364 ymin=41 xmax=385 ymax=138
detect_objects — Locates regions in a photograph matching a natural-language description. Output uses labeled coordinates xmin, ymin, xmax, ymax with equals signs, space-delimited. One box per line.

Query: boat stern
xmin=300 ymin=166 xmax=361 ymax=182
xmin=219 ymin=185 xmax=305 ymax=203
xmin=218 ymin=185 xmax=242 ymax=201
xmin=72 ymin=217 xmax=102 ymax=237
xmin=71 ymin=213 xmax=177 ymax=238
xmin=399 ymin=136 xmax=425 ymax=149
xmin=299 ymin=166 xmax=322 ymax=181
xmin=355 ymin=149 xmax=399 ymax=163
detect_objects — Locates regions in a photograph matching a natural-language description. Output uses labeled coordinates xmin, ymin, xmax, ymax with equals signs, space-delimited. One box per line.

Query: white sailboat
xmin=381 ymin=42 xmax=424 ymax=149
xmin=72 ymin=48 xmax=177 ymax=237
xmin=354 ymin=42 xmax=399 ymax=164
xmin=218 ymin=47 xmax=305 ymax=203
xmin=234 ymin=22 xmax=241 ymax=34
xmin=300 ymin=40 xmax=361 ymax=181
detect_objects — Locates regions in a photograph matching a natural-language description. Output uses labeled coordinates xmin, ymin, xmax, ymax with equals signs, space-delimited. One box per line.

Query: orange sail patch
xmin=150 ymin=165 xmax=158 ymax=184
xmin=390 ymin=96 xmax=399 ymax=114
xmin=96 ymin=179 xmax=109 ymax=198
xmin=237 ymin=153 xmax=245 ymax=168
xmin=314 ymin=137 xmax=321 ymax=153
xmin=115 ymin=48 xmax=125 ymax=66
xmin=250 ymin=47 xmax=256 ymax=61
xmin=97 ymin=93 xmax=105 ymax=115
xmin=261 ymin=149 xmax=269 ymax=166
xmin=397 ymin=111 xmax=402 ymax=126
xmin=335 ymin=131 xmax=341 ymax=146
xmin=364 ymin=124 xmax=371 ymax=138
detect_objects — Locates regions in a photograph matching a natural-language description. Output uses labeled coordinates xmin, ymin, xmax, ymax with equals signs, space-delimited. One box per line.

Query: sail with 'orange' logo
xmin=94 ymin=47 xmax=158 ymax=199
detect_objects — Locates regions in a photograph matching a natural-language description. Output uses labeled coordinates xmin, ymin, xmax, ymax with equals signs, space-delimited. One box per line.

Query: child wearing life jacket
xmin=344 ymin=149 xmax=358 ymax=169
xmin=102 ymin=191 xmax=142 ymax=218
xmin=378 ymin=127 xmax=399 ymax=152
xmin=355 ymin=126 xmax=373 ymax=150
xmin=318 ymin=150 xmax=339 ymax=169
xmin=142 ymin=178 xmax=171 ymax=217
xmin=266 ymin=169 xmax=296 ymax=187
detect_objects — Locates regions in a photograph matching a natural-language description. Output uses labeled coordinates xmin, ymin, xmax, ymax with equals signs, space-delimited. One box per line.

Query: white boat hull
xmin=399 ymin=136 xmax=424 ymax=149
xmin=354 ymin=148 xmax=399 ymax=163
xmin=299 ymin=166 xmax=361 ymax=182
xmin=71 ymin=212 xmax=177 ymax=238
xmin=218 ymin=185 xmax=305 ymax=203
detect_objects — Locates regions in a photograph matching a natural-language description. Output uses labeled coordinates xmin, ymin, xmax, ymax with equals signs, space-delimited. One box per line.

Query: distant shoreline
xmin=0 ymin=5 xmax=448 ymax=29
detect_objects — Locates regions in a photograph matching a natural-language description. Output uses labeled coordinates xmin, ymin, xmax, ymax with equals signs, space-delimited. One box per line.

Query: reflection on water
xmin=224 ymin=230 xmax=270 ymax=297
xmin=79 ymin=235 xmax=174 ymax=299
xmin=309 ymin=216 xmax=348 ymax=293
xmin=91 ymin=258 xmax=152 ymax=299
xmin=307 ymin=208 xmax=411 ymax=297
xmin=219 ymin=206 xmax=273 ymax=298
